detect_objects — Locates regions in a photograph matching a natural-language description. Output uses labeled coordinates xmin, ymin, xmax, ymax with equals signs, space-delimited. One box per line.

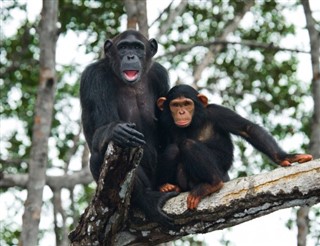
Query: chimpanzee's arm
xmin=208 ymin=105 xmax=312 ymax=166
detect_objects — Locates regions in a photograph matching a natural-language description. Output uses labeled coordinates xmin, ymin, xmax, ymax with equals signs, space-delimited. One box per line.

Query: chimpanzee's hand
xmin=279 ymin=153 xmax=313 ymax=166
xmin=112 ymin=123 xmax=146 ymax=148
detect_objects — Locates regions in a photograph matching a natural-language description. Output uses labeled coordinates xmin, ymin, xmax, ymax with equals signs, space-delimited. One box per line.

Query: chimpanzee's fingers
xmin=113 ymin=123 xmax=145 ymax=147
xmin=122 ymin=123 xmax=145 ymax=141
xmin=128 ymin=136 xmax=146 ymax=146
xmin=160 ymin=183 xmax=180 ymax=192
xmin=295 ymin=154 xmax=313 ymax=163
xmin=126 ymin=126 xmax=145 ymax=146
xmin=187 ymin=194 xmax=201 ymax=210
xmin=280 ymin=154 xmax=313 ymax=166
xmin=280 ymin=160 xmax=291 ymax=167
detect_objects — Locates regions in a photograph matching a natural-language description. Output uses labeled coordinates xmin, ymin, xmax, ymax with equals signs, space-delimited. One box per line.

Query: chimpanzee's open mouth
xmin=123 ymin=70 xmax=139 ymax=81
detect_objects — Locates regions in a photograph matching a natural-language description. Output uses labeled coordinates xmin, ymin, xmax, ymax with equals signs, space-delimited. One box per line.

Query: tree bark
xmin=123 ymin=0 xmax=148 ymax=37
xmin=136 ymin=0 xmax=148 ymax=38
xmin=297 ymin=206 xmax=310 ymax=246
xmin=69 ymin=142 xmax=320 ymax=246
xmin=19 ymin=1 xmax=58 ymax=245
xmin=124 ymin=0 xmax=138 ymax=30
xmin=69 ymin=143 xmax=143 ymax=245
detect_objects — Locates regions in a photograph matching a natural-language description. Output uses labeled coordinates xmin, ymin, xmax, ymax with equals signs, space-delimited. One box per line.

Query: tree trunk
xmin=19 ymin=1 xmax=58 ymax=245
xmin=301 ymin=0 xmax=320 ymax=159
xmin=123 ymin=0 xmax=148 ymax=37
xmin=297 ymin=1 xmax=320 ymax=245
xmin=297 ymin=206 xmax=310 ymax=246
xmin=124 ymin=0 xmax=138 ymax=30
xmin=136 ymin=0 xmax=148 ymax=38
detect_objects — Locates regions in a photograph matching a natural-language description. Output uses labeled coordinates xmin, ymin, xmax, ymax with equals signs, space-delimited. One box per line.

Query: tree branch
xmin=69 ymin=143 xmax=143 ymax=245
xmin=149 ymin=1 xmax=173 ymax=30
xmin=154 ymin=1 xmax=188 ymax=40
xmin=157 ymin=39 xmax=310 ymax=59
xmin=0 ymin=166 xmax=93 ymax=189
xmin=192 ymin=0 xmax=255 ymax=86
xmin=69 ymin=141 xmax=320 ymax=246
xmin=0 ymin=158 xmax=28 ymax=166
xmin=120 ymin=159 xmax=320 ymax=245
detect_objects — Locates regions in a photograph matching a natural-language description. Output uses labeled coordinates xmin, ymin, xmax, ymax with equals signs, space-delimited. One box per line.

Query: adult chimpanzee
xmin=156 ymin=84 xmax=313 ymax=210
xmin=80 ymin=30 xmax=175 ymax=225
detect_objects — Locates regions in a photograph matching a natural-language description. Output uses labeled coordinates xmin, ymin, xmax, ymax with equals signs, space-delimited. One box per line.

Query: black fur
xmin=157 ymin=84 xmax=291 ymax=193
xmin=80 ymin=30 xmax=174 ymax=225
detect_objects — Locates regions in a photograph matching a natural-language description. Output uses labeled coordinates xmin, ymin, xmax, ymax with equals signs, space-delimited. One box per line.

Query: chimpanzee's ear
xmin=157 ymin=97 xmax=166 ymax=111
xmin=197 ymin=94 xmax=208 ymax=107
xmin=104 ymin=40 xmax=113 ymax=55
xmin=149 ymin=38 xmax=158 ymax=57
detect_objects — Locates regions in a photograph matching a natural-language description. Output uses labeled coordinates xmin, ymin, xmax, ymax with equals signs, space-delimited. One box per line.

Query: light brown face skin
xmin=169 ymin=97 xmax=195 ymax=128
xmin=157 ymin=94 xmax=208 ymax=128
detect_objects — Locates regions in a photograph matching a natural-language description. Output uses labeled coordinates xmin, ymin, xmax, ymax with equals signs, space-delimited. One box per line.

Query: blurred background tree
xmin=0 ymin=0 xmax=319 ymax=245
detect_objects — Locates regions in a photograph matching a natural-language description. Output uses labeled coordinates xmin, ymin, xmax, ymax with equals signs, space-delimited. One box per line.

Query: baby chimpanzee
xmin=156 ymin=84 xmax=312 ymax=209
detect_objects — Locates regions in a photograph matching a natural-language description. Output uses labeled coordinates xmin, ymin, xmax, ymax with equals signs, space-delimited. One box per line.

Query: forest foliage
xmin=0 ymin=0 xmax=319 ymax=245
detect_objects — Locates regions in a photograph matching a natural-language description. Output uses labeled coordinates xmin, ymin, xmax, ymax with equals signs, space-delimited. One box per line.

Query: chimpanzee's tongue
xmin=124 ymin=70 xmax=138 ymax=80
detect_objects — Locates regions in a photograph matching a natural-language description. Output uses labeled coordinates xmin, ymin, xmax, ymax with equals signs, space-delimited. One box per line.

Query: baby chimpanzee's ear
xmin=197 ymin=94 xmax=208 ymax=107
xmin=157 ymin=97 xmax=167 ymax=111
